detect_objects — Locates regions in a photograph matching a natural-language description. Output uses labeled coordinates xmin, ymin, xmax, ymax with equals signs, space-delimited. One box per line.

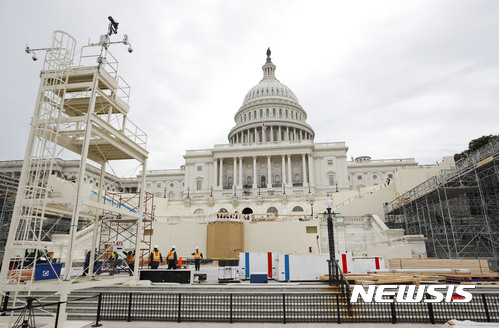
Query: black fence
xmin=0 ymin=293 xmax=100 ymax=328
xmin=97 ymin=292 xmax=499 ymax=324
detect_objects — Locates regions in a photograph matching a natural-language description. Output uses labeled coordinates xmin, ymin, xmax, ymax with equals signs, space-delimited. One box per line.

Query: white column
xmin=254 ymin=127 xmax=258 ymax=143
xmin=267 ymin=156 xmax=272 ymax=188
xmin=308 ymin=154 xmax=315 ymax=187
xmin=278 ymin=126 xmax=282 ymax=141
xmin=213 ymin=158 xmax=218 ymax=187
xmin=281 ymin=155 xmax=286 ymax=184
xmin=219 ymin=158 xmax=224 ymax=187
xmin=239 ymin=157 xmax=243 ymax=187
xmin=302 ymin=154 xmax=308 ymax=185
xmin=270 ymin=126 xmax=274 ymax=142
xmin=233 ymin=157 xmax=238 ymax=186
xmin=293 ymin=128 xmax=297 ymax=141
xmin=253 ymin=156 xmax=257 ymax=188
xmin=287 ymin=154 xmax=292 ymax=186
xmin=247 ymin=129 xmax=250 ymax=144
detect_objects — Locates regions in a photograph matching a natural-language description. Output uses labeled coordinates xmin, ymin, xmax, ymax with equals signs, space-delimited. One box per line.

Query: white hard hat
xmin=172 ymin=245 xmax=176 ymax=248
xmin=154 ymin=245 xmax=158 ymax=249
xmin=195 ymin=247 xmax=199 ymax=249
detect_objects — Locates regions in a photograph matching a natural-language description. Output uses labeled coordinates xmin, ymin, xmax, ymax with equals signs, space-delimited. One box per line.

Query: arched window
xmin=260 ymin=175 xmax=266 ymax=188
xmin=218 ymin=208 xmax=228 ymax=213
xmin=266 ymin=108 xmax=269 ymax=116
xmin=279 ymin=108 xmax=282 ymax=117
xmin=292 ymin=206 xmax=304 ymax=212
xmin=260 ymin=109 xmax=263 ymax=117
xmin=275 ymin=175 xmax=280 ymax=184
xmin=254 ymin=110 xmax=257 ymax=118
xmin=242 ymin=207 xmax=253 ymax=214
xmin=228 ymin=177 xmax=233 ymax=189
xmin=194 ymin=209 xmax=205 ymax=215
xmin=294 ymin=174 xmax=301 ymax=183
xmin=273 ymin=108 xmax=276 ymax=116
xmin=247 ymin=176 xmax=252 ymax=185
xmin=267 ymin=207 xmax=278 ymax=214
xmin=168 ymin=191 xmax=175 ymax=199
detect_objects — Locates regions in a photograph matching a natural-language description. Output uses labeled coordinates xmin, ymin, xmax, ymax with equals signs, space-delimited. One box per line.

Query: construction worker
xmin=150 ymin=245 xmax=162 ymax=269
xmin=126 ymin=250 xmax=135 ymax=275
xmin=167 ymin=245 xmax=177 ymax=270
xmin=191 ymin=247 xmax=203 ymax=271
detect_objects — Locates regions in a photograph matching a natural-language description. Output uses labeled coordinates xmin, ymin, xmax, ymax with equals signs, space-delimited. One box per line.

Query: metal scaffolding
xmin=0 ymin=25 xmax=148 ymax=326
xmin=385 ymin=139 xmax=499 ymax=260
xmin=0 ymin=173 xmax=19 ymax=262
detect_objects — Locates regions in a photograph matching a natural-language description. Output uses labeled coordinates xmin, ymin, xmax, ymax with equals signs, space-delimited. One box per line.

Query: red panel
xmin=341 ymin=253 xmax=348 ymax=274
xmin=267 ymin=252 xmax=272 ymax=279
xmin=375 ymin=257 xmax=380 ymax=270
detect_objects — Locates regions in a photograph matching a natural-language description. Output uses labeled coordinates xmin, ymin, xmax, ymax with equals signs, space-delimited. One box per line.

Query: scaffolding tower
xmin=385 ymin=140 xmax=499 ymax=261
xmin=0 ymin=27 xmax=148 ymax=325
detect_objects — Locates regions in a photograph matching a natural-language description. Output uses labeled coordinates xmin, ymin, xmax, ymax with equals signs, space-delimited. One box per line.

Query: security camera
xmin=128 ymin=45 xmax=133 ymax=53
xmin=32 ymin=54 xmax=38 ymax=61
xmin=25 ymin=45 xmax=31 ymax=54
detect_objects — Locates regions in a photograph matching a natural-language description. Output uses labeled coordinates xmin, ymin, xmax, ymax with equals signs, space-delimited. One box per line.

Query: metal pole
xmin=55 ymin=301 xmax=62 ymax=328
xmin=282 ymin=294 xmax=286 ymax=324
xmin=92 ymin=293 xmax=103 ymax=327
xmin=1 ymin=292 xmax=9 ymax=315
xmin=327 ymin=207 xmax=336 ymax=286
xmin=127 ymin=293 xmax=132 ymax=322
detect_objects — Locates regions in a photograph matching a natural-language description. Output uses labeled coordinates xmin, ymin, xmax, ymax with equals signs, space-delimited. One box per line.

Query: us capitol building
xmin=0 ymin=48 xmax=455 ymax=259
xmin=143 ymin=49 xmax=420 ymax=207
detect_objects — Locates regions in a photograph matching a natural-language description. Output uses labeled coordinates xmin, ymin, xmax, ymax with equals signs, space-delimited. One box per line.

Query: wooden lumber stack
xmin=344 ymin=273 xmax=445 ymax=285
xmin=444 ymin=274 xmax=499 ymax=285
xmin=389 ymin=258 xmax=491 ymax=275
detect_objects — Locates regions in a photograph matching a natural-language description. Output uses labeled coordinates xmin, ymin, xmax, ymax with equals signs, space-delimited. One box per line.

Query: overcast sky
xmin=1 ymin=1 xmax=498 ymax=177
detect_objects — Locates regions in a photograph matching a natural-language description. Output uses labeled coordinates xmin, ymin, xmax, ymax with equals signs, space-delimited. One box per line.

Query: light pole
xmin=283 ymin=183 xmax=286 ymax=195
xmin=310 ymin=200 xmax=314 ymax=218
xmin=186 ymin=187 xmax=190 ymax=199
xmin=325 ymin=197 xmax=339 ymax=286
xmin=258 ymin=185 xmax=261 ymax=196
xmin=233 ymin=185 xmax=237 ymax=197
xmin=335 ymin=181 xmax=338 ymax=192
xmin=210 ymin=186 xmax=213 ymax=197
xmin=308 ymin=184 xmax=311 ymax=193
xmin=164 ymin=187 xmax=166 ymax=198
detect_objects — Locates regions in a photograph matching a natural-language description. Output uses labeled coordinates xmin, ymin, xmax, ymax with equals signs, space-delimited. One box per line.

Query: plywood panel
xmin=207 ymin=221 xmax=244 ymax=258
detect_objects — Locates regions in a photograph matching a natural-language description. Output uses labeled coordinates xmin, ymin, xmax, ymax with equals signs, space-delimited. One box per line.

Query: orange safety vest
xmin=168 ymin=250 xmax=176 ymax=260
xmin=152 ymin=251 xmax=161 ymax=262
xmin=127 ymin=253 xmax=134 ymax=264
xmin=194 ymin=252 xmax=201 ymax=259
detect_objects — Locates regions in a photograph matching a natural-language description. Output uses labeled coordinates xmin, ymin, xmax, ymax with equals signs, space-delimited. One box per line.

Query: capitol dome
xmin=228 ymin=49 xmax=315 ymax=145
xmin=242 ymin=72 xmax=299 ymax=106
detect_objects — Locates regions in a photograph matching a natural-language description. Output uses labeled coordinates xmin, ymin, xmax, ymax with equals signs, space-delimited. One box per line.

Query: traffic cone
xmin=178 ymin=257 xmax=183 ymax=266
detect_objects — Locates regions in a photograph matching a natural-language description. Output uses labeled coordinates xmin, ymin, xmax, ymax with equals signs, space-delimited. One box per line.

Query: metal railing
xmin=94 ymin=291 xmax=499 ymax=324
xmin=0 ymin=293 xmax=100 ymax=328
xmin=328 ymin=259 xmax=351 ymax=305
